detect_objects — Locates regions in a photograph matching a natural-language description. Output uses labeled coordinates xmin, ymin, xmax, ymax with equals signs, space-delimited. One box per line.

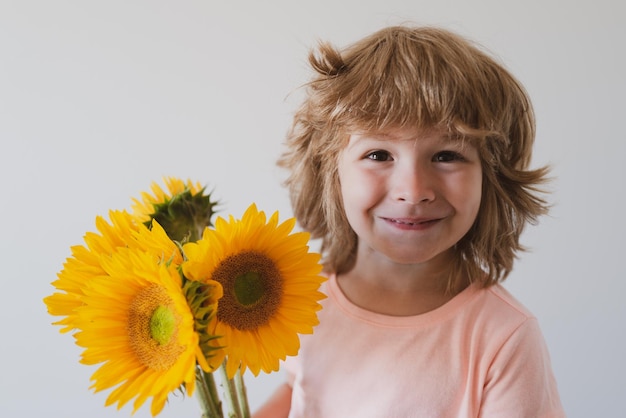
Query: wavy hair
xmin=278 ymin=25 xmax=550 ymax=290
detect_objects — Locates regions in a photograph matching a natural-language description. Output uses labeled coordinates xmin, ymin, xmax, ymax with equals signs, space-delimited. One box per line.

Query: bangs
xmin=314 ymin=27 xmax=517 ymax=139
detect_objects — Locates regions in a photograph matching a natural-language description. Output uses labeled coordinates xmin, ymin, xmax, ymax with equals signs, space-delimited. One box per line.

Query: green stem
xmin=218 ymin=363 xmax=242 ymax=418
xmin=234 ymin=370 xmax=251 ymax=418
xmin=196 ymin=368 xmax=223 ymax=418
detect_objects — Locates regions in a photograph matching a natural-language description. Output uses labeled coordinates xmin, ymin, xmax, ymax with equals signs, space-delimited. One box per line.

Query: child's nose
xmin=392 ymin=164 xmax=436 ymax=204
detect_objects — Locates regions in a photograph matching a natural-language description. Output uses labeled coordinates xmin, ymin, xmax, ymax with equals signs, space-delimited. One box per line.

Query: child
xmin=255 ymin=25 xmax=565 ymax=417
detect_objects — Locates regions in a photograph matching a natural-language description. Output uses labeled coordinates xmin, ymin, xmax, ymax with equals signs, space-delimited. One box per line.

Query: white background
xmin=1 ymin=1 xmax=624 ymax=417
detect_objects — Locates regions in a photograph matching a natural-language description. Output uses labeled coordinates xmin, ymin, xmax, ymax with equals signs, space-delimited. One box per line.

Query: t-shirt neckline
xmin=327 ymin=273 xmax=480 ymax=328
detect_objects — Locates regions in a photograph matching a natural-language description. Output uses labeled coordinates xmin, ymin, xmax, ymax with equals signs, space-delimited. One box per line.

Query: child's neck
xmin=336 ymin=250 xmax=468 ymax=316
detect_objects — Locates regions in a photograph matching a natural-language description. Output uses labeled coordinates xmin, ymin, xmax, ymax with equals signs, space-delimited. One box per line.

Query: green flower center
xmin=234 ymin=272 xmax=265 ymax=307
xmin=128 ymin=284 xmax=184 ymax=371
xmin=150 ymin=305 xmax=177 ymax=345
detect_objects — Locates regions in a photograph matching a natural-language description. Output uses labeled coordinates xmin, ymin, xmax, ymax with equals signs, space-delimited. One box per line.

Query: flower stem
xmin=196 ymin=368 xmax=224 ymax=418
xmin=218 ymin=363 xmax=242 ymax=417
xmin=234 ymin=370 xmax=251 ymax=418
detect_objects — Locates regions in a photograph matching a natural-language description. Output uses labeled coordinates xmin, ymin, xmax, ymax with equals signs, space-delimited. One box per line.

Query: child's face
xmin=337 ymin=127 xmax=482 ymax=266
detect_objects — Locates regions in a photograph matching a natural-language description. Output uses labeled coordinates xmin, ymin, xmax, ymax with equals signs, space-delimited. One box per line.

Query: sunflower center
xmin=234 ymin=272 xmax=265 ymax=307
xmin=211 ymin=251 xmax=283 ymax=331
xmin=128 ymin=285 xmax=185 ymax=371
xmin=150 ymin=305 xmax=176 ymax=345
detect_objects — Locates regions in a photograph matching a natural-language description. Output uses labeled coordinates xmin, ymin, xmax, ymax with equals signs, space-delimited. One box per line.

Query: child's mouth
xmin=386 ymin=217 xmax=439 ymax=227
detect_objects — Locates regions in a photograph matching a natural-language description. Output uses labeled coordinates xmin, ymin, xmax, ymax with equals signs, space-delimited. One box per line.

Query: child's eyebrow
xmin=359 ymin=131 xmax=463 ymax=143
xmin=353 ymin=132 xmax=395 ymax=140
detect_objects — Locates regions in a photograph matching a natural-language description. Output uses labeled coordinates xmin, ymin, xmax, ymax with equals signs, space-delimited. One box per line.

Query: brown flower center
xmin=211 ymin=251 xmax=283 ymax=330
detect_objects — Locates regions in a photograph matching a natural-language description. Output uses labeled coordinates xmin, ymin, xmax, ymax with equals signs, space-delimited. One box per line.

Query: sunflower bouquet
xmin=44 ymin=177 xmax=326 ymax=417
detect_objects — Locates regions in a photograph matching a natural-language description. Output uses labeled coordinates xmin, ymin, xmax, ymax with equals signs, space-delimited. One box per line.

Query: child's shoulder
xmin=465 ymin=283 xmax=538 ymax=339
xmin=481 ymin=283 xmax=535 ymax=320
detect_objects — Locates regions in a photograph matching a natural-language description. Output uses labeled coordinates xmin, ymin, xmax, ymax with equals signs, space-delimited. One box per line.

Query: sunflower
xmin=131 ymin=177 xmax=218 ymax=243
xmin=75 ymin=247 xmax=218 ymax=416
xmin=182 ymin=203 xmax=326 ymax=378
xmin=44 ymin=210 xmax=182 ymax=333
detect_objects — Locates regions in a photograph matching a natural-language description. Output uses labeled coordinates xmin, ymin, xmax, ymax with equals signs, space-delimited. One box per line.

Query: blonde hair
xmin=278 ymin=25 xmax=550 ymax=289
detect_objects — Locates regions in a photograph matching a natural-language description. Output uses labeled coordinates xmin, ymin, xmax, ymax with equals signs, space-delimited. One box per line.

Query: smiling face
xmin=337 ymin=128 xmax=483 ymax=269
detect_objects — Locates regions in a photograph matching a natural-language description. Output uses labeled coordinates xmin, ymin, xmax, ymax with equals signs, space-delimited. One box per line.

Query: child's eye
xmin=366 ymin=150 xmax=392 ymax=161
xmin=433 ymin=151 xmax=465 ymax=162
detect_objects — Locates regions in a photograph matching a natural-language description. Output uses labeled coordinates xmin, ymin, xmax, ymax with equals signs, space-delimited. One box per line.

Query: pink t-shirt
xmin=285 ymin=274 xmax=565 ymax=418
